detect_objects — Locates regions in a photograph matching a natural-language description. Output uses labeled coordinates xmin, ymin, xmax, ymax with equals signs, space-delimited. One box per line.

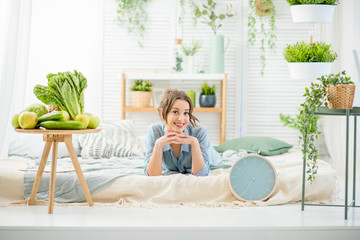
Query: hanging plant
xmin=248 ymin=0 xmax=277 ymax=76
xmin=179 ymin=0 xmax=198 ymax=27
xmin=280 ymin=71 xmax=354 ymax=182
xmin=114 ymin=0 xmax=152 ymax=48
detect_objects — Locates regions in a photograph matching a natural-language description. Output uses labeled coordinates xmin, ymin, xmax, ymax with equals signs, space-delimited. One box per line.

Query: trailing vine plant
xmin=114 ymin=0 xmax=152 ymax=48
xmin=280 ymin=71 xmax=352 ymax=182
xmin=248 ymin=0 xmax=276 ymax=76
xmin=280 ymin=82 xmax=325 ymax=182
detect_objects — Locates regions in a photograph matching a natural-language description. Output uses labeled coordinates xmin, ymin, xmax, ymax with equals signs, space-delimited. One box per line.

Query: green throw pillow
xmin=214 ymin=136 xmax=293 ymax=156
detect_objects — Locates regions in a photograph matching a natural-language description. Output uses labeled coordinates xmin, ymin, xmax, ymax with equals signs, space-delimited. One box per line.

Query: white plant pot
xmin=288 ymin=62 xmax=333 ymax=80
xmin=183 ymin=56 xmax=194 ymax=74
xmin=290 ymin=5 xmax=336 ymax=24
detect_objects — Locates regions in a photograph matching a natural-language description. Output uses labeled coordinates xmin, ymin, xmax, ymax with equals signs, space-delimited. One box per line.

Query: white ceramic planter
xmin=288 ymin=62 xmax=333 ymax=80
xmin=183 ymin=56 xmax=194 ymax=74
xmin=290 ymin=5 xmax=336 ymax=24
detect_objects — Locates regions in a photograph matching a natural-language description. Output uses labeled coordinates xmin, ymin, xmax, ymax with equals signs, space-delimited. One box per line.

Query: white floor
xmin=1 ymin=203 xmax=360 ymax=240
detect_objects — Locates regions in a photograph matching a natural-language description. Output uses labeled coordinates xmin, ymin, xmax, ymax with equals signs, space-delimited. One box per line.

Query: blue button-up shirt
xmin=144 ymin=121 xmax=221 ymax=176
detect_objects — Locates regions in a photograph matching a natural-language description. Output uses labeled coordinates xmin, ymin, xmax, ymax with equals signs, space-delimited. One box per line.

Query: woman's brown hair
xmin=158 ymin=89 xmax=199 ymax=127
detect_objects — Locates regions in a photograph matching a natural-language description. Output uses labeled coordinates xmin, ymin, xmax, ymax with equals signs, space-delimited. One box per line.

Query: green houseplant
xmin=130 ymin=79 xmax=154 ymax=108
xmin=193 ymin=0 xmax=235 ymax=73
xmin=115 ymin=0 xmax=152 ymax=48
xmin=283 ymin=41 xmax=337 ymax=79
xmin=248 ymin=0 xmax=276 ymax=76
xmin=280 ymin=71 xmax=354 ymax=182
xmin=199 ymin=82 xmax=216 ymax=107
xmin=287 ymin=0 xmax=339 ymax=23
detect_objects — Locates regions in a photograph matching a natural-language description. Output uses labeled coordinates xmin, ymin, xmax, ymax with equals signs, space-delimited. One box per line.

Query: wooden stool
xmin=15 ymin=128 xmax=100 ymax=214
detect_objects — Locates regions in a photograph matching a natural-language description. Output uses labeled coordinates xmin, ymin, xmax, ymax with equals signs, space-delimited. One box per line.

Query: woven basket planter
xmin=131 ymin=91 xmax=153 ymax=108
xmin=326 ymin=84 xmax=355 ymax=109
xmin=255 ymin=0 xmax=271 ymax=16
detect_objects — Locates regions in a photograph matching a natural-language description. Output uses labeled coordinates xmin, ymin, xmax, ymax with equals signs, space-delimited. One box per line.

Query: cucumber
xmin=38 ymin=111 xmax=67 ymax=123
xmin=38 ymin=120 xmax=85 ymax=130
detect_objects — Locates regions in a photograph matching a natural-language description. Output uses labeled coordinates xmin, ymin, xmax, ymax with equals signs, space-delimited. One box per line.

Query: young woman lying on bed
xmin=144 ymin=89 xmax=221 ymax=176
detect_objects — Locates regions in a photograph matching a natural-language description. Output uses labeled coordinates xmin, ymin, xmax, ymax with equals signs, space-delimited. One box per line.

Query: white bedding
xmin=0 ymin=150 xmax=337 ymax=207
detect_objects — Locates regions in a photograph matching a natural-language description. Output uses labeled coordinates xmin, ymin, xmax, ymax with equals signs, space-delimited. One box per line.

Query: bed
xmin=0 ymin=121 xmax=337 ymax=208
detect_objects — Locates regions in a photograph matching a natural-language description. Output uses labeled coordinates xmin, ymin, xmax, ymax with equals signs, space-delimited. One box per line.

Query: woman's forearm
xmin=146 ymin=141 xmax=164 ymax=176
xmin=190 ymin=138 xmax=205 ymax=175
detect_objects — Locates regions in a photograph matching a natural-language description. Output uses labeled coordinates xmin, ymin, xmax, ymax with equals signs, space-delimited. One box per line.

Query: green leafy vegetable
xmin=33 ymin=70 xmax=87 ymax=120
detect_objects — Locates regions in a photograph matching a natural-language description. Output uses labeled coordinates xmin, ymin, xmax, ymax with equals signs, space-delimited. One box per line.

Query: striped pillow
xmin=77 ymin=120 xmax=142 ymax=159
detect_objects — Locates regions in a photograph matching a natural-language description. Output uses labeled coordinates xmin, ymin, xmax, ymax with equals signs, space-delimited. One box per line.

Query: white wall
xmin=25 ymin=0 xmax=103 ymax=116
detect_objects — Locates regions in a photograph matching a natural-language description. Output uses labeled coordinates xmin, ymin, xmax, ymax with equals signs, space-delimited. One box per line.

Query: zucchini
xmin=39 ymin=120 xmax=85 ymax=130
xmin=38 ymin=111 xmax=67 ymax=123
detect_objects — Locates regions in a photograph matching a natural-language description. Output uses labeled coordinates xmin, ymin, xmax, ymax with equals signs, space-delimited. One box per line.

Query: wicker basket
xmin=326 ymin=84 xmax=355 ymax=109
xmin=131 ymin=91 xmax=153 ymax=108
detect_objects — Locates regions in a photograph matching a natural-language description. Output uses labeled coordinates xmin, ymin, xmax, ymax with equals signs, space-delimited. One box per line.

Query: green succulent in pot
xmin=199 ymin=82 xmax=216 ymax=107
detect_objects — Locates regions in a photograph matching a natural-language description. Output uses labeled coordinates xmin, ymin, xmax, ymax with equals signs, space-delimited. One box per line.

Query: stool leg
xmin=64 ymin=135 xmax=93 ymax=206
xmin=29 ymin=141 xmax=52 ymax=205
xmin=48 ymin=141 xmax=58 ymax=214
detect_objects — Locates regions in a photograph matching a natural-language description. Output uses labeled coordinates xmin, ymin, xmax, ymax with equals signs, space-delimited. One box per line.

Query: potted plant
xmin=280 ymin=71 xmax=354 ymax=182
xmin=287 ymin=0 xmax=338 ymax=23
xmin=199 ymin=82 xmax=216 ymax=107
xmin=193 ymin=0 xmax=234 ymax=73
xmin=115 ymin=0 xmax=152 ymax=48
xmin=283 ymin=41 xmax=337 ymax=80
xmin=248 ymin=0 xmax=276 ymax=76
xmin=130 ymin=79 xmax=154 ymax=108
xmin=181 ymin=39 xmax=203 ymax=73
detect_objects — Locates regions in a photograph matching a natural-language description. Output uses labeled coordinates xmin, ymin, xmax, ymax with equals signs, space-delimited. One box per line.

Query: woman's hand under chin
xmin=156 ymin=131 xmax=196 ymax=147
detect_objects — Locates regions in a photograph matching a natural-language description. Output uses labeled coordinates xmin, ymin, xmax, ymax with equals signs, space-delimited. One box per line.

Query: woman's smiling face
xmin=165 ymin=99 xmax=190 ymax=133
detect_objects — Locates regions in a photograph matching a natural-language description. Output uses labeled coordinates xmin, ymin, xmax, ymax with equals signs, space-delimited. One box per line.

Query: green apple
xmin=62 ymin=111 xmax=70 ymax=120
xmin=74 ymin=114 xmax=90 ymax=128
xmin=19 ymin=111 xmax=38 ymax=129
xmin=11 ymin=114 xmax=20 ymax=128
xmin=87 ymin=116 xmax=100 ymax=129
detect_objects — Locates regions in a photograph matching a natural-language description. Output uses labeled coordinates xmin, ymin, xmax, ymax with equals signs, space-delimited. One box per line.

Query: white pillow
xmin=77 ymin=120 xmax=142 ymax=159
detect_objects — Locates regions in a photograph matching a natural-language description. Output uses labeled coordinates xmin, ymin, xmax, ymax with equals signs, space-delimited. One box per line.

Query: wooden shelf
xmin=121 ymin=72 xmax=227 ymax=143
xmin=124 ymin=106 xmax=222 ymax=113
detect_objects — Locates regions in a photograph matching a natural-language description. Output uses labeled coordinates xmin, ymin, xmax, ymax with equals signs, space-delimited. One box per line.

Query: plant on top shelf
xmin=130 ymin=79 xmax=154 ymax=108
xmin=199 ymin=81 xmax=216 ymax=108
xmin=280 ymin=71 xmax=354 ymax=182
xmin=286 ymin=0 xmax=338 ymax=5
xmin=182 ymin=39 xmax=203 ymax=57
xmin=193 ymin=0 xmax=235 ymax=35
xmin=115 ymin=0 xmax=152 ymax=48
xmin=248 ymin=0 xmax=277 ymax=76
xmin=283 ymin=41 xmax=337 ymax=79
